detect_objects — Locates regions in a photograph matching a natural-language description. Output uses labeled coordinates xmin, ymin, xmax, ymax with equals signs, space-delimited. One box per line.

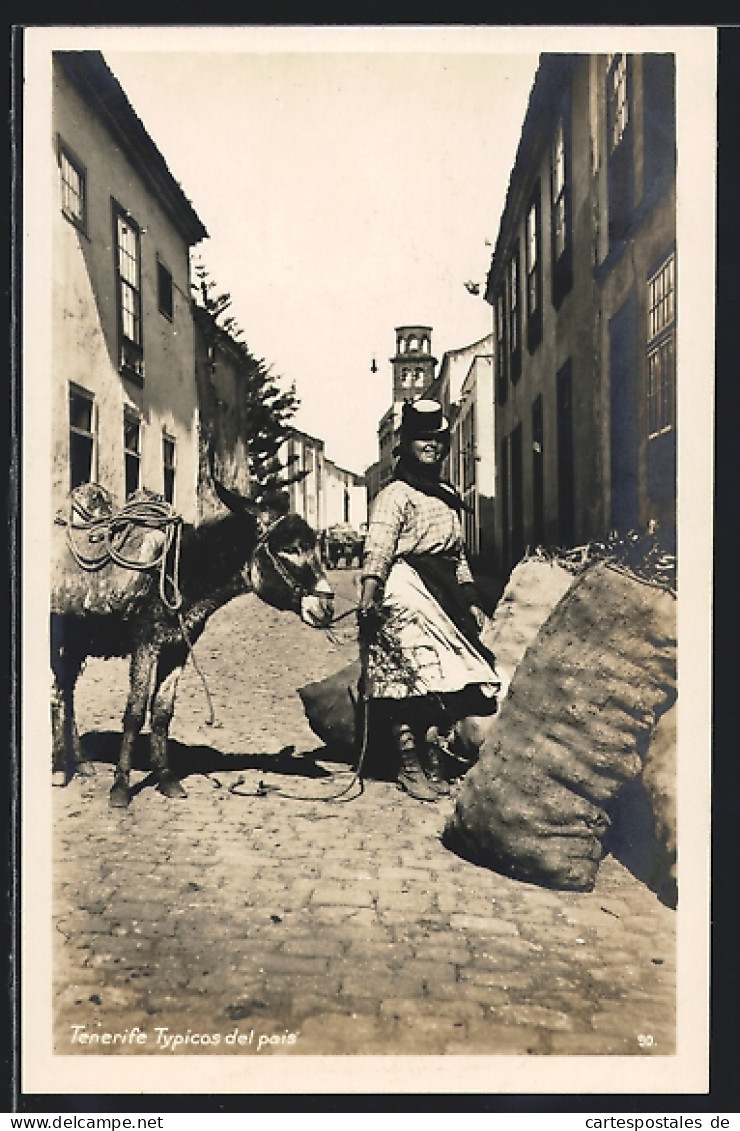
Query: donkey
xmin=51 ymin=480 xmax=334 ymax=807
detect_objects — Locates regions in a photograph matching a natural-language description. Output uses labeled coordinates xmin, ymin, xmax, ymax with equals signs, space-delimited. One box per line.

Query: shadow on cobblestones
xmin=51 ymin=574 xmax=676 ymax=1061
xmin=81 ymin=730 xmax=338 ymax=782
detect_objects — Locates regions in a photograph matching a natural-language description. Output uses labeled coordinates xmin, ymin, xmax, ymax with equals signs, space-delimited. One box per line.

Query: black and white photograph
xmin=19 ymin=23 xmax=715 ymax=1100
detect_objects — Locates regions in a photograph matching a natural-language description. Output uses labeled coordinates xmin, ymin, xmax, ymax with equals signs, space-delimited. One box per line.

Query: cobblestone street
xmin=52 ymin=571 xmax=676 ymax=1059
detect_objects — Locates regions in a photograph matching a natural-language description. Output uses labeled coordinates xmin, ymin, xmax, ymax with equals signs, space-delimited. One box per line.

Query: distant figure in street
xmin=357 ymin=399 xmax=500 ymax=801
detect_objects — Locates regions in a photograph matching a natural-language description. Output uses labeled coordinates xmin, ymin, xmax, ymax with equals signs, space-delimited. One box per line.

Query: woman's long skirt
xmin=363 ymin=559 xmax=500 ymax=701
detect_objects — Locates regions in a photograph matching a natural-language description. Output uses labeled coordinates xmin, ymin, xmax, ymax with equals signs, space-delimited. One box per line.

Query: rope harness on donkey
xmin=55 ymin=489 xmax=219 ymax=721
xmin=57 ymin=490 xmax=185 ymax=609
xmin=55 ymin=486 xmax=358 ymax=801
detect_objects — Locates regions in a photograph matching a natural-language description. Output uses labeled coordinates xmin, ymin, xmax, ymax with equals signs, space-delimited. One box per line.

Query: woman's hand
xmin=357 ymin=577 xmax=384 ymax=642
xmin=358 ymin=576 xmax=380 ymax=614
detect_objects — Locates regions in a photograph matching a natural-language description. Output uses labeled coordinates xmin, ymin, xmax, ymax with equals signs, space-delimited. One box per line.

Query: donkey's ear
xmin=213 ymin=479 xmax=260 ymax=519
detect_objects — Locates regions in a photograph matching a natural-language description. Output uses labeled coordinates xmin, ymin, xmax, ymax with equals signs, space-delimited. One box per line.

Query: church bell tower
xmin=391 ymin=325 xmax=437 ymax=404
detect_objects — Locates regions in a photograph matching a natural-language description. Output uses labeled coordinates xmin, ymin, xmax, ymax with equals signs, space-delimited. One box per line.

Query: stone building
xmin=52 ymin=51 xmax=207 ymax=521
xmin=485 ymin=53 xmax=676 ymax=574
xmin=450 ymin=348 xmax=496 ymax=567
xmin=280 ymin=427 xmax=366 ymax=533
xmin=364 ymin=460 xmax=382 ymax=510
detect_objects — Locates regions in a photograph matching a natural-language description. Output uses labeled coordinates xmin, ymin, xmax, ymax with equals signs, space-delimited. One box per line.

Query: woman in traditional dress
xmin=357 ymin=399 xmax=500 ymax=801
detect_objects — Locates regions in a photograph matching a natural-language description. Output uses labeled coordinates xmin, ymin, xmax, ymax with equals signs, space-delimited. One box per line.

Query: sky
xmin=84 ymin=31 xmax=540 ymax=474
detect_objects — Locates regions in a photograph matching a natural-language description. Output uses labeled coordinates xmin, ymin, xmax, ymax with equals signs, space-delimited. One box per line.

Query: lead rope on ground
xmin=226 ymin=605 xmax=458 ymax=805
xmin=227 ymin=599 xmax=372 ymax=803
xmin=227 ymin=693 xmax=369 ymax=804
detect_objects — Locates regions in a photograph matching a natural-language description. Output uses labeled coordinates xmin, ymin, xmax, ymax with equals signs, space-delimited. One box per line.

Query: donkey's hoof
xmin=157 ymin=774 xmax=187 ymax=800
xmin=109 ymin=780 xmax=131 ymax=808
xmin=52 ymin=770 xmax=67 ymax=788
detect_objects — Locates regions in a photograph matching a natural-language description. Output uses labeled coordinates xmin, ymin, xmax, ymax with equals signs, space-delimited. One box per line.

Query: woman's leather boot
xmin=424 ymin=731 xmax=451 ymax=796
xmin=392 ymin=723 xmax=439 ymax=802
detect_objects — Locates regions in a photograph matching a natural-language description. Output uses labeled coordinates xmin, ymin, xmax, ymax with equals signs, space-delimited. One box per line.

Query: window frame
xmin=550 ymin=102 xmax=574 ymax=308
xmin=58 ymin=137 xmax=87 ymax=233
xmin=607 ymin=53 xmax=630 ymax=154
xmin=494 ymin=291 xmax=508 ymax=406
xmin=606 ymin=54 xmax=634 ymax=249
xmin=646 ymin=252 xmax=676 ymax=439
xmin=157 ymin=258 xmax=174 ymax=321
xmin=461 ymin=402 xmax=476 ymax=493
xmin=507 ymin=243 xmax=522 ymax=384
xmin=123 ymin=407 xmax=142 ymax=499
xmin=551 ymin=118 xmax=567 ymax=260
xmin=68 ymin=383 xmax=96 ymax=490
xmin=113 ymin=201 xmax=145 ymax=385
xmin=525 ymin=181 xmax=543 ymax=352
xmin=162 ymin=431 xmax=176 ymax=504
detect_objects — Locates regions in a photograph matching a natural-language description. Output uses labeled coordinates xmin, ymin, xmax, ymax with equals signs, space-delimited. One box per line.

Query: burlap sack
xmin=298 ymin=557 xmax=575 ymax=763
xmin=298 ymin=660 xmax=362 ymax=752
xmin=443 ymin=562 xmax=677 ymax=891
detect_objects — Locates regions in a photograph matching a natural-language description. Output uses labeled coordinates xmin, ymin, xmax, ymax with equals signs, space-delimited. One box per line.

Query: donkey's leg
xmin=149 ymin=645 xmax=188 ymax=800
xmin=65 ymin=658 xmax=94 ymax=776
xmin=71 ymin=712 xmax=95 ymax=775
xmin=110 ymin=643 xmax=157 ymax=808
xmin=51 ymin=653 xmax=85 ymax=786
xmin=50 ymin=616 xmax=68 ymax=783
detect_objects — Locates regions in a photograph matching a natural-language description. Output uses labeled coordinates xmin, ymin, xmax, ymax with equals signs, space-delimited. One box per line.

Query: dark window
xmin=507 ymin=245 xmax=522 ymax=384
xmin=69 ymin=386 xmax=95 ymax=490
xmin=158 ymin=261 xmax=174 ymax=320
xmin=551 ymin=119 xmax=567 ymax=259
xmin=608 ymin=53 xmax=630 ymax=152
xmin=525 ymin=183 xmax=543 ymax=351
xmin=643 ymin=54 xmax=676 ymax=205
xmin=58 ymin=140 xmax=86 ymax=232
xmin=556 ymin=361 xmax=575 ymax=547
xmin=124 ymin=410 xmax=141 ymax=498
xmin=532 ymin=395 xmax=545 ymax=546
xmin=495 ymin=292 xmax=508 ymax=405
xmin=163 ymin=434 xmax=176 ymax=504
xmin=500 ymin=434 xmax=510 ymax=569
xmin=462 ymin=404 xmax=476 ymax=492
xmin=607 ymin=54 xmax=634 ymax=248
xmin=609 ymin=292 xmax=639 ymax=533
xmin=114 ymin=204 xmax=144 ymax=383
xmin=510 ymin=423 xmax=524 ymax=564
xmin=551 ymin=105 xmax=573 ymax=307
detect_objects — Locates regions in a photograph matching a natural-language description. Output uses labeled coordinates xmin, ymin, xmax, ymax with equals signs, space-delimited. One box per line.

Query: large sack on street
xmin=641 ymin=699 xmax=678 ymax=905
xmin=452 ymin=557 xmax=575 ymax=762
xmin=298 ymin=660 xmax=362 ymax=752
xmin=51 ymin=484 xmax=169 ymax=617
xmin=479 ymin=556 xmax=575 ymax=684
xmin=298 ymin=556 xmax=575 ymax=762
xmin=443 ymin=561 xmax=677 ymax=891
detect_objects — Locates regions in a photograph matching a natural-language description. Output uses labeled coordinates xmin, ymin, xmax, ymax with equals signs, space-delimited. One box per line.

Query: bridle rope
xmin=251 ymin=513 xmax=336 ymax=610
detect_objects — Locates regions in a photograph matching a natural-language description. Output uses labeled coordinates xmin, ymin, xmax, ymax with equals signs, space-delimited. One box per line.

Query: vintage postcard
xmin=19 ymin=24 xmax=715 ymax=1101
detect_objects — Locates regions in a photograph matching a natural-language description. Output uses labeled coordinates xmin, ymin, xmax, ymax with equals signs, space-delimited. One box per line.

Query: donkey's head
xmin=213 ymin=481 xmax=334 ymax=628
